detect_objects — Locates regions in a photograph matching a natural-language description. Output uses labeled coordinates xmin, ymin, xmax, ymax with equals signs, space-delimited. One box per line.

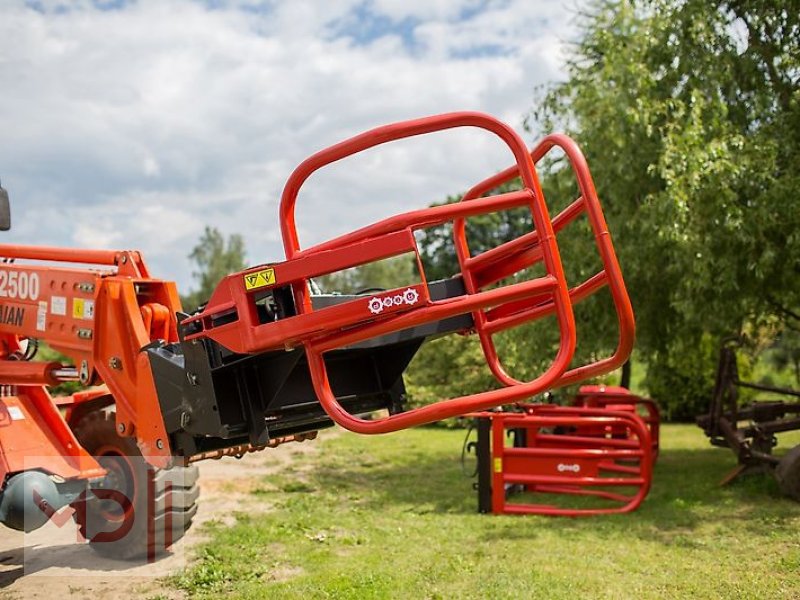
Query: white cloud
xmin=0 ymin=0 xmax=583 ymax=292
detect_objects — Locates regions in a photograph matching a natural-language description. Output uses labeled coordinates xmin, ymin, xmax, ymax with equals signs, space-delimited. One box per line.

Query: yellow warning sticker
xmin=493 ymin=457 xmax=502 ymax=473
xmin=244 ymin=268 xmax=276 ymax=291
xmin=72 ymin=298 xmax=95 ymax=320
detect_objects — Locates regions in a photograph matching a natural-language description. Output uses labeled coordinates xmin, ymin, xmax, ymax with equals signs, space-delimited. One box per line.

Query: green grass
xmin=172 ymin=425 xmax=800 ymax=599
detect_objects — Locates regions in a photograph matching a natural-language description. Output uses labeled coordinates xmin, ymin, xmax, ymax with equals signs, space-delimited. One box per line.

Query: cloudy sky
xmin=0 ymin=0 xmax=584 ymax=292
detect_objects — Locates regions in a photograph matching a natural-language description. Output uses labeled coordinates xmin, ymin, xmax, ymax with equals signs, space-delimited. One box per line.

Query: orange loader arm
xmin=0 ymin=247 xmax=180 ymax=468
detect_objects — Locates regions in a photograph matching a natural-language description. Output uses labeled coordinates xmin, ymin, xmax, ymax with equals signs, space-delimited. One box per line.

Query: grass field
xmin=170 ymin=424 xmax=800 ymax=599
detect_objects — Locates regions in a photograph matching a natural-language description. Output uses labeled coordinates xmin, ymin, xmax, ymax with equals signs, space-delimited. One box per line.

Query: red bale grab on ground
xmin=471 ymin=403 xmax=654 ymax=516
xmin=574 ymin=385 xmax=661 ymax=459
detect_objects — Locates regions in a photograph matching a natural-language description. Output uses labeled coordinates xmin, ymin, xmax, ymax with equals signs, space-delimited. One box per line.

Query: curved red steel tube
xmin=278 ymin=112 xmax=577 ymax=434
xmin=453 ymin=133 xmax=635 ymax=389
xmin=0 ymin=245 xmax=120 ymax=265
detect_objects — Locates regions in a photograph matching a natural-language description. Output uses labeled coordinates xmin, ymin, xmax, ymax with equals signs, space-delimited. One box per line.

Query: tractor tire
xmin=776 ymin=444 xmax=800 ymax=502
xmin=72 ymin=409 xmax=199 ymax=560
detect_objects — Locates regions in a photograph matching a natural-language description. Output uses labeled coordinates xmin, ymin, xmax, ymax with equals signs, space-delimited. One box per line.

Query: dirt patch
xmin=263 ymin=564 xmax=305 ymax=583
xmin=0 ymin=434 xmax=323 ymax=599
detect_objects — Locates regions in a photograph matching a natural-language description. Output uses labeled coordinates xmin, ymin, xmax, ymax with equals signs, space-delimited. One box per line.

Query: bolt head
xmin=117 ymin=423 xmax=125 ymax=433
xmin=156 ymin=439 xmax=164 ymax=450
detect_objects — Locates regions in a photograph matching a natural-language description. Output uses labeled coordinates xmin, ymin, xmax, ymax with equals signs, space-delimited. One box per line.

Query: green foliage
xmin=181 ymin=226 xmax=247 ymax=312
xmin=643 ymin=333 xmax=720 ymax=421
xmin=531 ymin=0 xmax=800 ymax=411
xmin=763 ymin=326 xmax=800 ymax=386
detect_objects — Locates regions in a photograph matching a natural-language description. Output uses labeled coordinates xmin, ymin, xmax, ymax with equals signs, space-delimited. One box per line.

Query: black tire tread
xmin=72 ymin=409 xmax=200 ymax=560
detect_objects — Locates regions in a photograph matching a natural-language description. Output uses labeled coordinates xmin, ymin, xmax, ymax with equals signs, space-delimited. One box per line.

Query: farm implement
xmin=0 ymin=112 xmax=634 ymax=559
xmin=467 ymin=386 xmax=659 ymax=516
xmin=697 ymin=338 xmax=800 ymax=500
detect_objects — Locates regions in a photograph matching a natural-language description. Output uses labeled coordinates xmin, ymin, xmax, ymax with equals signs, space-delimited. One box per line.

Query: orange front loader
xmin=0 ymin=112 xmax=634 ymax=559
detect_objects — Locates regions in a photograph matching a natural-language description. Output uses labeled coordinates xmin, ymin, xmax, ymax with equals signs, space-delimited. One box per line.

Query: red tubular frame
xmin=573 ymin=385 xmax=661 ymax=458
xmin=477 ymin=405 xmax=653 ymax=516
xmin=187 ymin=112 xmax=635 ymax=435
xmin=454 ymin=134 xmax=635 ymax=388
xmin=0 ymin=245 xmax=151 ymax=278
xmin=282 ymin=112 xmax=574 ymax=434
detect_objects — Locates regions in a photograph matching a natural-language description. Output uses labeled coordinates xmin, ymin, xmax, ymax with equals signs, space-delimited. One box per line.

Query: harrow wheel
xmin=776 ymin=445 xmax=800 ymax=502
xmin=72 ymin=409 xmax=199 ymax=560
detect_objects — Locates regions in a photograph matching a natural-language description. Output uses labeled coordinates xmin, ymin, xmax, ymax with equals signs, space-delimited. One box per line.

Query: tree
xmin=529 ymin=0 xmax=800 ymax=413
xmin=765 ymin=326 xmax=800 ymax=386
xmin=181 ymin=226 xmax=247 ymax=312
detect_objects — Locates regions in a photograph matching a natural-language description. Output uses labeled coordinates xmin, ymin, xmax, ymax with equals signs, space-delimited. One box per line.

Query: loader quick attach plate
xmin=471 ymin=405 xmax=654 ymax=516
xmin=147 ymin=279 xmax=472 ymax=457
xmin=153 ymin=111 xmax=634 ymax=453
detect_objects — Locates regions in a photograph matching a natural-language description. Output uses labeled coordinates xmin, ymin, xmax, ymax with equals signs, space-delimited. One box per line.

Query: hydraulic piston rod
xmin=0 ymin=362 xmax=79 ymax=386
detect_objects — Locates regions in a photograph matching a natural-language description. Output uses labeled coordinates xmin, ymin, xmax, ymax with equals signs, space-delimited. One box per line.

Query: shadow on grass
xmin=292 ymin=439 xmax=799 ymax=544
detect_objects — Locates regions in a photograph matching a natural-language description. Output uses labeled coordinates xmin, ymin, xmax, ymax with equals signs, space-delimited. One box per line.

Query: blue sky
xmin=0 ymin=0 xmax=582 ymax=291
